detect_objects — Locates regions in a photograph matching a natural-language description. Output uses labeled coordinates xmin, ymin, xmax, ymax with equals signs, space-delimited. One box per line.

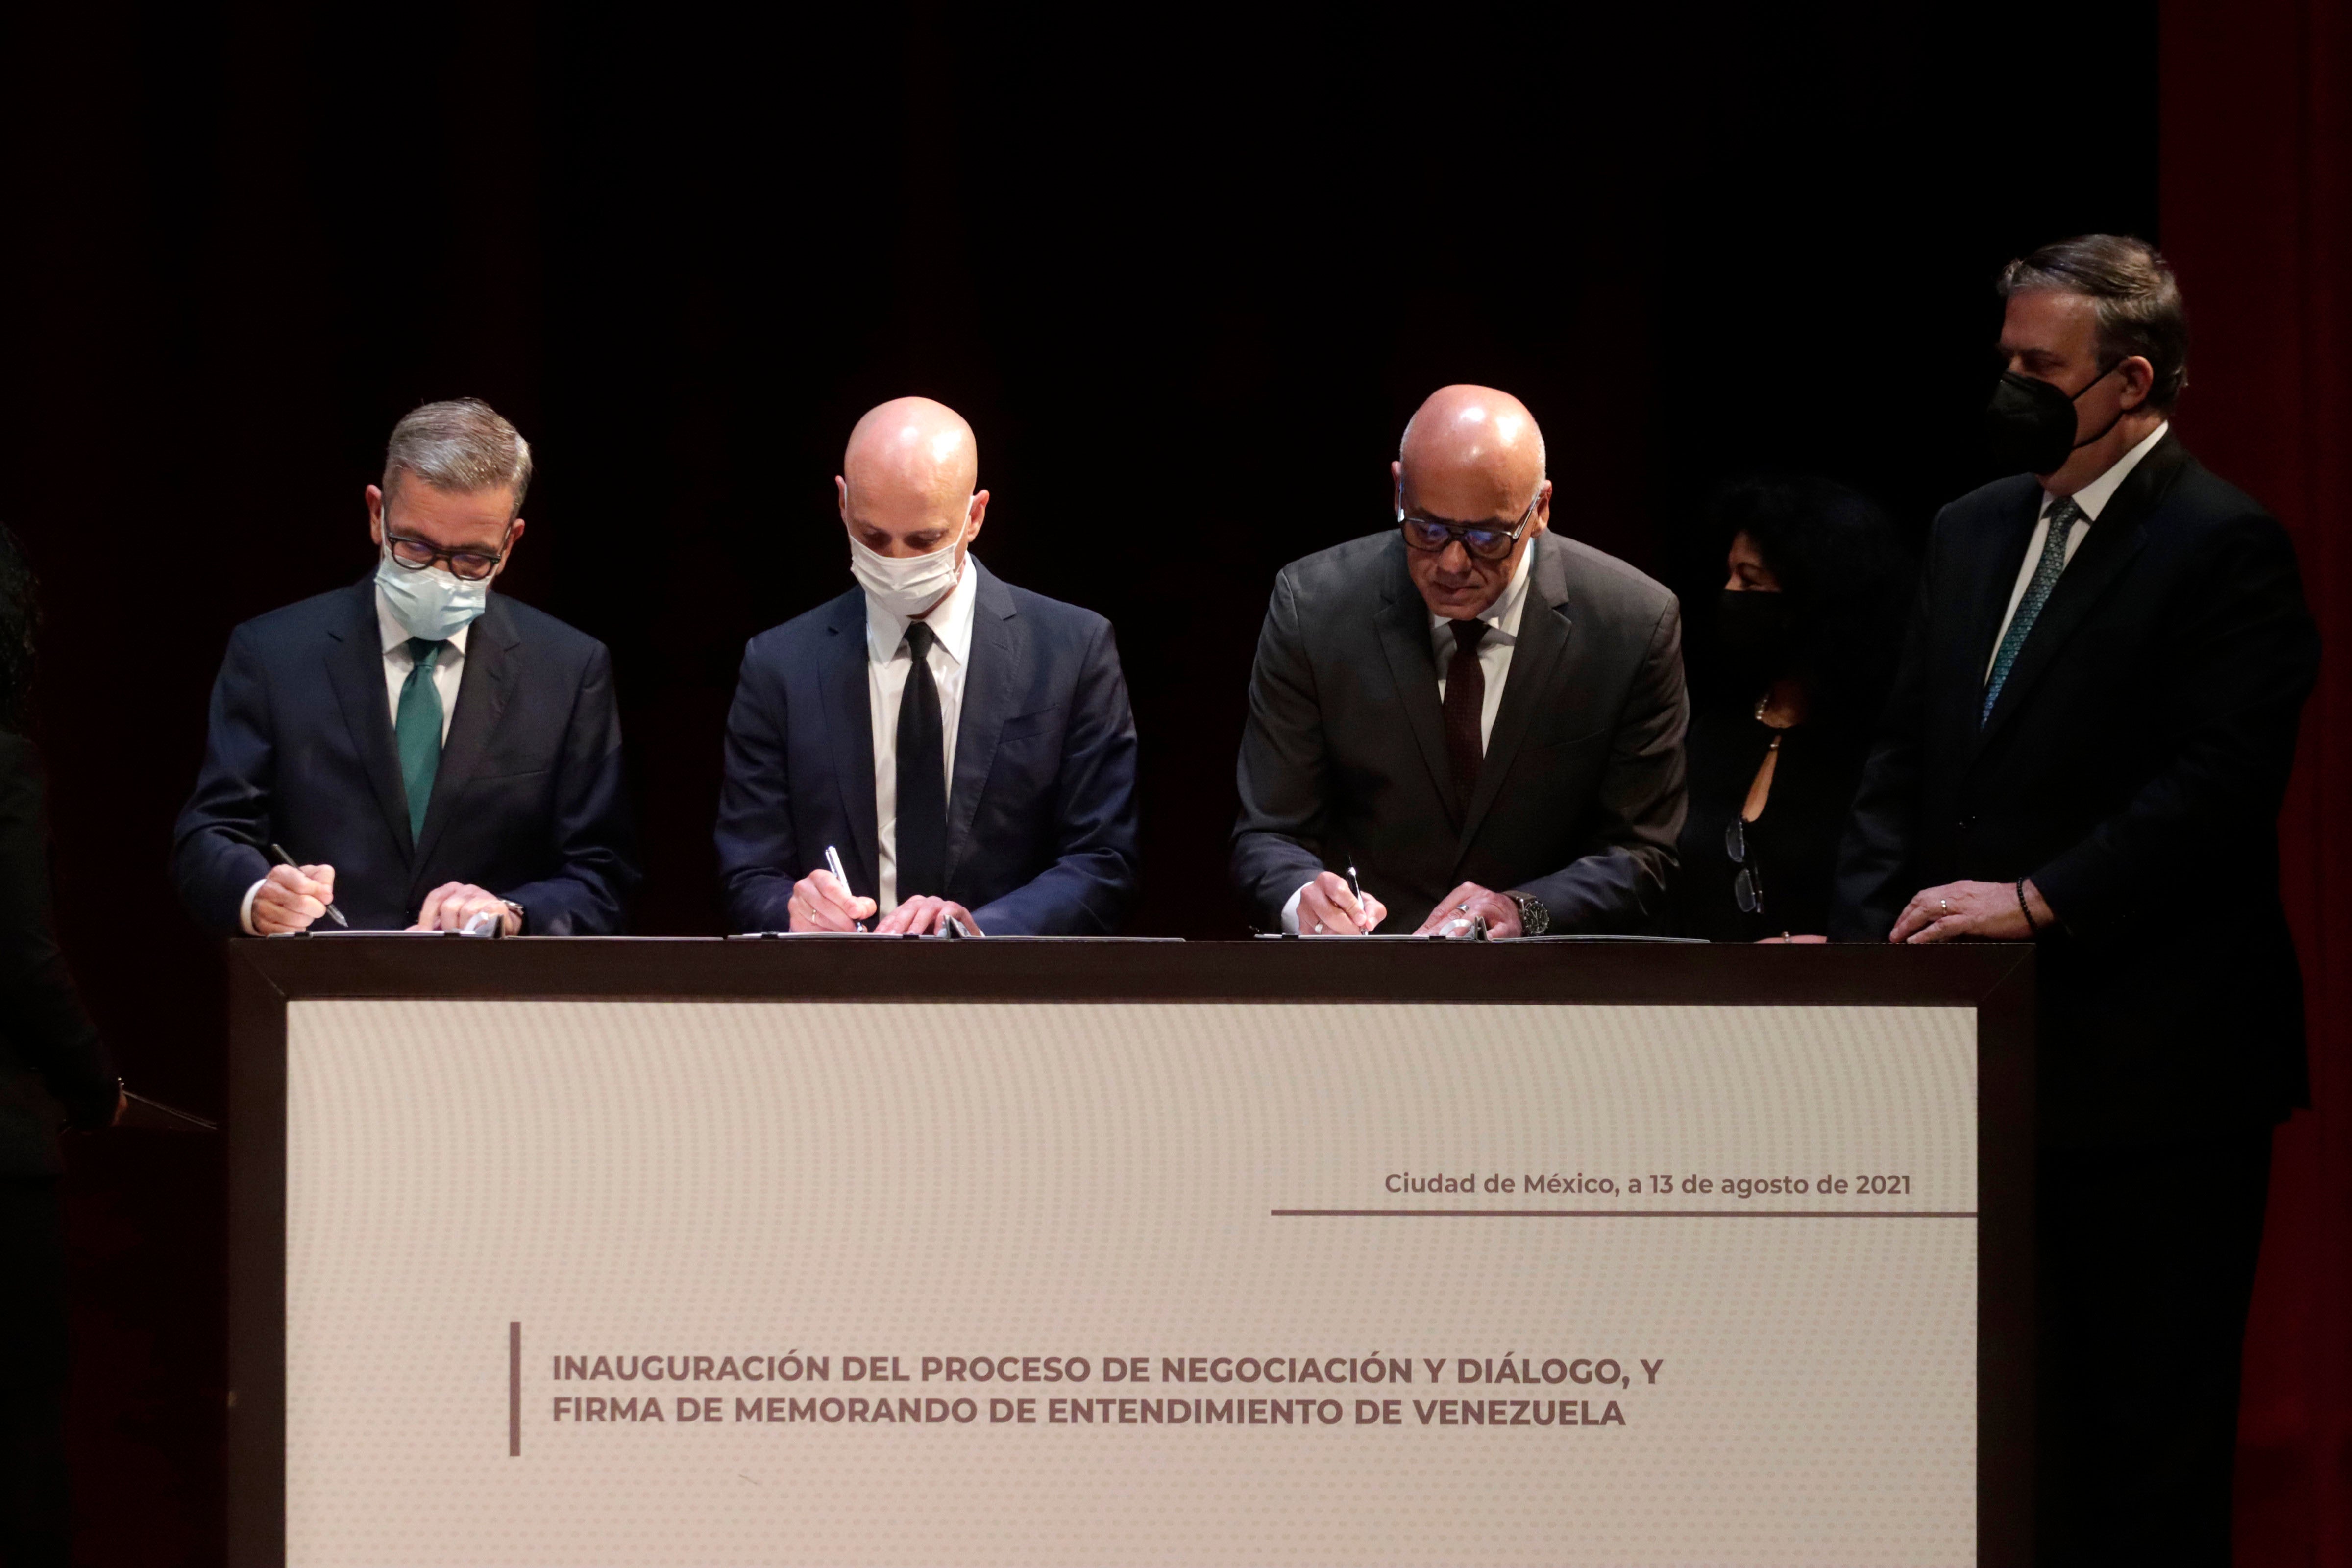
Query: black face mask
xmin=1984 ymin=360 xmax=2126 ymax=475
xmin=1717 ymin=588 xmax=1796 ymax=686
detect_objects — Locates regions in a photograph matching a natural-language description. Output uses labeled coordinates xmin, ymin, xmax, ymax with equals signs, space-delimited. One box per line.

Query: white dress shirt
xmin=866 ymin=559 xmax=979 ymax=913
xmin=1986 ymin=421 xmax=2169 ymax=680
xmin=1281 ymin=540 xmax=1538 ymax=933
xmin=238 ymin=588 xmax=473 ymax=932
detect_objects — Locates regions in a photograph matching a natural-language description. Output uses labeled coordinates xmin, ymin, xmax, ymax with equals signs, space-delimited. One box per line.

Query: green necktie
xmin=396 ymin=637 xmax=448 ymax=841
xmin=1982 ymin=497 xmax=2083 ymax=724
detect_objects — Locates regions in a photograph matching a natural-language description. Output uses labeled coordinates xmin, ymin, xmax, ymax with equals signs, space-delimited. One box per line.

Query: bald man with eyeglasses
xmin=1230 ymin=384 xmax=1688 ymax=937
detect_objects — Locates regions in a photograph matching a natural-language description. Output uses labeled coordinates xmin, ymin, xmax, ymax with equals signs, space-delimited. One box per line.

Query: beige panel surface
xmin=285 ymin=1000 xmax=1977 ymax=1567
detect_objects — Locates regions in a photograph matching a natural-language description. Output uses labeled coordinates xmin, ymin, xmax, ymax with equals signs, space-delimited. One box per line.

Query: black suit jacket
xmin=1231 ymin=530 xmax=1688 ymax=933
xmin=172 ymin=580 xmax=638 ymax=934
xmin=715 ymin=563 xmax=1140 ymax=935
xmin=0 ymin=734 xmax=116 ymax=1176
xmin=1832 ymin=434 xmax=2320 ymax=1143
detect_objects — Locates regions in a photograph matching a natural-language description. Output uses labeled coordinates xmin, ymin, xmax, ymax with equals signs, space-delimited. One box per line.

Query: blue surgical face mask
xmin=376 ymin=545 xmax=492 ymax=641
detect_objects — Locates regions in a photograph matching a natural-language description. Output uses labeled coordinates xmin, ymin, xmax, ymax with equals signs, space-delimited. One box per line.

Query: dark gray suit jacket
xmin=1231 ymin=530 xmax=1688 ymax=933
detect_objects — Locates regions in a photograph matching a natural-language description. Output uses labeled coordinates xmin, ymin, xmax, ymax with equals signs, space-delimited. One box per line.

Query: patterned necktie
xmin=1442 ymin=618 xmax=1488 ymax=807
xmin=895 ymin=621 xmax=948 ymax=898
xmin=1982 ymin=498 xmax=2083 ymax=724
xmin=395 ymin=637 xmax=447 ymax=841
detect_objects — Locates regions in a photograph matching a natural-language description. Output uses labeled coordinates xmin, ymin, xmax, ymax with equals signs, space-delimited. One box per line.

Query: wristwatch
xmin=1505 ymin=890 xmax=1550 ymax=937
xmin=502 ymin=900 xmax=527 ymax=935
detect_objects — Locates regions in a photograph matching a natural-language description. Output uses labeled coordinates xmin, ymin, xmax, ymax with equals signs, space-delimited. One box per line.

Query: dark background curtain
xmin=2 ymin=0 xmax=2341 ymax=1559
xmin=2162 ymin=2 xmax=2352 ymax=1563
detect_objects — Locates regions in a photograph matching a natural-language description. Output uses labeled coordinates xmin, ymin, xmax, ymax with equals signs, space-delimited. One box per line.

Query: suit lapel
xmin=1373 ymin=551 xmax=1460 ymax=834
xmin=320 ymin=579 xmax=416 ymax=863
xmin=1975 ymin=436 xmax=2183 ymax=751
xmin=817 ymin=591 xmax=880 ymax=889
xmin=1454 ymin=537 xmax=1573 ymax=860
xmin=944 ymin=566 xmax=1021 ymax=887
xmin=411 ymin=595 xmax=519 ymax=881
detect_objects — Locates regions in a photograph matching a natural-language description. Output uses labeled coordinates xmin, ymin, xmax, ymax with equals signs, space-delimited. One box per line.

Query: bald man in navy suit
xmin=716 ymin=398 xmax=1139 ymax=937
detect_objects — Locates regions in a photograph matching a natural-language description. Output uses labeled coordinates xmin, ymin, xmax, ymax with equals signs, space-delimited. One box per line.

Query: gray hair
xmin=382 ymin=398 xmax=534 ymax=512
xmin=1997 ymin=235 xmax=2190 ymax=411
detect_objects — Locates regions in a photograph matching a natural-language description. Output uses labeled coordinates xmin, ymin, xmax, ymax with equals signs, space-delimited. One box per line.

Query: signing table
xmin=227 ymin=937 xmax=2033 ymax=1568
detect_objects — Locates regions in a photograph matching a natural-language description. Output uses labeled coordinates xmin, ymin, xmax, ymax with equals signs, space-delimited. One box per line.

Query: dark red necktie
xmin=1443 ymin=618 xmax=1487 ymax=808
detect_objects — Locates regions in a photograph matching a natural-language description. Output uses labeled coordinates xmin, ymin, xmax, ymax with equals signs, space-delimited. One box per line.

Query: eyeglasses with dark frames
xmin=1397 ymin=490 xmax=1542 ymax=563
xmin=382 ymin=520 xmax=514 ymax=582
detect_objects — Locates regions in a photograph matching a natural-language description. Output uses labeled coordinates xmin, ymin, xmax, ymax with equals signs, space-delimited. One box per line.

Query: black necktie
xmin=1443 ymin=618 xmax=1487 ymax=808
xmin=895 ymin=621 xmax=948 ymax=898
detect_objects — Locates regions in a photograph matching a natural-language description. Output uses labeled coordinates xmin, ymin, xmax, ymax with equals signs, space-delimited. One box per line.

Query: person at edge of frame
xmin=1829 ymin=234 xmax=2321 ymax=1563
xmin=0 ymin=522 xmax=123 ymax=1568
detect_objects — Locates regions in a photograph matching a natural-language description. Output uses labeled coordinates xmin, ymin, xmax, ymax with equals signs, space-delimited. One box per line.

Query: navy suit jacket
xmin=715 ymin=563 xmax=1140 ymax=935
xmin=172 ymin=579 xmax=638 ymax=935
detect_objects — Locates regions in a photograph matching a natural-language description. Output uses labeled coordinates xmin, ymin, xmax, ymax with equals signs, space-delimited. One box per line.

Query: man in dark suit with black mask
xmin=1832 ymin=235 xmax=2320 ymax=1561
xmin=1231 ymin=384 xmax=1688 ymax=938
xmin=174 ymin=398 xmax=638 ymax=935
xmin=716 ymin=397 xmax=1139 ymax=936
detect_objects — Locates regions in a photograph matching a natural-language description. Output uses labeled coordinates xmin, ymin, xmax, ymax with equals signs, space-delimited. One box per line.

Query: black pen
xmin=266 ymin=842 xmax=348 ymax=928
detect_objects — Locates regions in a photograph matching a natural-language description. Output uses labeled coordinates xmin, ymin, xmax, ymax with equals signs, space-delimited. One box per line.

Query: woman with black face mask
xmin=1670 ymin=477 xmax=1911 ymax=942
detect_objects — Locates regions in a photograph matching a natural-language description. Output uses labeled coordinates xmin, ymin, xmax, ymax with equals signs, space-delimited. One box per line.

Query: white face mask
xmin=376 ymin=546 xmax=491 ymax=641
xmin=847 ymin=510 xmax=968 ymax=619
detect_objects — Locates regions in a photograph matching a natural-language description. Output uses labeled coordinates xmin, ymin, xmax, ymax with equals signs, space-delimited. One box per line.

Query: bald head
xmin=1393 ymin=385 xmax=1552 ymax=622
xmin=1397 ymin=385 xmax=1546 ymax=518
xmin=836 ymin=396 xmax=991 ymax=570
xmin=842 ymin=397 xmax=979 ymax=513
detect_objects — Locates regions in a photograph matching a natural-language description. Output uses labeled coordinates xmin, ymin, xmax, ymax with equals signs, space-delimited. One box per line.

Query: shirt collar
xmin=2048 ymin=420 xmax=2170 ymax=523
xmin=1428 ymin=533 xmax=1537 ymax=645
xmin=374 ymin=584 xmax=473 ymax=658
xmin=865 ymin=552 xmax=980 ymax=668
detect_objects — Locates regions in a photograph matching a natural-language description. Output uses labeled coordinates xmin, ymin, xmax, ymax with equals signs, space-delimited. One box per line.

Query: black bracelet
xmin=2014 ymin=879 xmax=2042 ymax=937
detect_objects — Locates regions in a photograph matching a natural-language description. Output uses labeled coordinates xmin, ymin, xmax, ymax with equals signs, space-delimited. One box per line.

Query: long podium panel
xmin=228 ymin=937 xmax=2034 ymax=1567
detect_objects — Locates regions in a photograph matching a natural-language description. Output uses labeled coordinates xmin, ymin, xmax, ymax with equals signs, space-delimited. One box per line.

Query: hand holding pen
xmin=787 ymin=845 xmax=878 ymax=932
xmin=1296 ymin=860 xmax=1388 ymax=935
xmin=251 ymin=842 xmax=348 ymax=934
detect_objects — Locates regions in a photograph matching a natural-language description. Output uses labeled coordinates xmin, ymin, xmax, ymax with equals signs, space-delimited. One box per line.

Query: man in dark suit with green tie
xmin=172 ymin=399 xmax=637 ymax=935
xmin=1833 ymin=235 xmax=2321 ymax=1560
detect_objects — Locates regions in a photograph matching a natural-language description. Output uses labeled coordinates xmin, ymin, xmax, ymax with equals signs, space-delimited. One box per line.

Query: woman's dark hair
xmin=1709 ymin=475 xmax=1913 ymax=733
xmin=0 ymin=526 xmax=37 ymax=733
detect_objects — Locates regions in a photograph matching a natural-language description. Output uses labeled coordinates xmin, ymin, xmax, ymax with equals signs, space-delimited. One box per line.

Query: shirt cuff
xmin=1280 ymin=882 xmax=1310 ymax=935
xmin=239 ymin=877 xmax=266 ymax=936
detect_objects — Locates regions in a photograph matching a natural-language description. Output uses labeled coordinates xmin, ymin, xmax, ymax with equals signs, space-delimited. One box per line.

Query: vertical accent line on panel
xmin=509 ymin=1321 xmax=522 ymax=1456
